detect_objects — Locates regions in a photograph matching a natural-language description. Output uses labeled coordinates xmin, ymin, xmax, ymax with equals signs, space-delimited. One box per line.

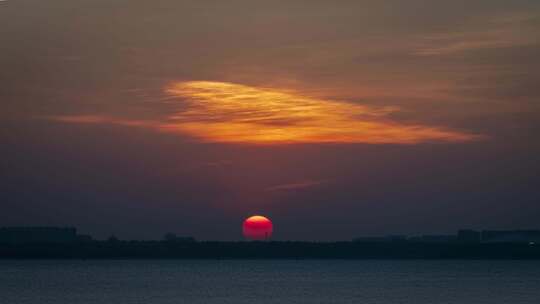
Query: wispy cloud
xmin=415 ymin=13 xmax=538 ymax=56
xmin=49 ymin=115 xmax=152 ymax=127
xmin=265 ymin=180 xmax=328 ymax=192
xmin=50 ymin=81 xmax=482 ymax=145
xmin=200 ymin=160 xmax=234 ymax=167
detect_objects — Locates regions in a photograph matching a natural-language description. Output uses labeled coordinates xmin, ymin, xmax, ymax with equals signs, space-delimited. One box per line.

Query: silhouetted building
xmin=164 ymin=233 xmax=196 ymax=243
xmin=419 ymin=235 xmax=457 ymax=243
xmin=353 ymin=235 xmax=407 ymax=243
xmin=0 ymin=227 xmax=78 ymax=243
xmin=353 ymin=237 xmax=389 ymax=243
xmin=388 ymin=235 xmax=408 ymax=242
xmin=481 ymin=230 xmax=540 ymax=243
xmin=406 ymin=236 xmax=423 ymax=242
xmin=77 ymin=234 xmax=93 ymax=242
xmin=457 ymin=230 xmax=481 ymax=243
xmin=107 ymin=235 xmax=120 ymax=243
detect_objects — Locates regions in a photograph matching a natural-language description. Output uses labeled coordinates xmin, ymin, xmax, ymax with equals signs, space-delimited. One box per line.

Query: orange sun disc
xmin=242 ymin=215 xmax=273 ymax=240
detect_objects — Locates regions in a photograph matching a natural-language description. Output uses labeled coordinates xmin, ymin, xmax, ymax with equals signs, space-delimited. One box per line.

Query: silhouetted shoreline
xmin=1 ymin=241 xmax=540 ymax=259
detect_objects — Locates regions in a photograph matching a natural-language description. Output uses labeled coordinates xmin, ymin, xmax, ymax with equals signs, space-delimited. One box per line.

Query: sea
xmin=1 ymin=260 xmax=539 ymax=304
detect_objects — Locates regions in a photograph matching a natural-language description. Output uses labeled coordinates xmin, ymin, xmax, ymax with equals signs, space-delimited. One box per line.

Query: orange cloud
xmin=162 ymin=81 xmax=480 ymax=144
xmin=50 ymin=81 xmax=482 ymax=145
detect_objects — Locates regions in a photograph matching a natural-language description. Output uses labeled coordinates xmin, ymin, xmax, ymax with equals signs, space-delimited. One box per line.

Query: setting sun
xmin=243 ymin=215 xmax=273 ymax=241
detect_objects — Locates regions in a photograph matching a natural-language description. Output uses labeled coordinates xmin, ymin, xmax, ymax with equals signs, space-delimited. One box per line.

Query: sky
xmin=1 ymin=0 xmax=540 ymax=240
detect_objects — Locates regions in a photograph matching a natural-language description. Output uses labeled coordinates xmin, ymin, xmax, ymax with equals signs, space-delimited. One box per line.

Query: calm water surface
xmin=1 ymin=260 xmax=539 ymax=304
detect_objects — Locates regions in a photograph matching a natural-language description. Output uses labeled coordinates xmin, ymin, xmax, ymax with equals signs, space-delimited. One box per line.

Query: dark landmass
xmin=1 ymin=227 xmax=539 ymax=259
xmin=1 ymin=241 xmax=540 ymax=260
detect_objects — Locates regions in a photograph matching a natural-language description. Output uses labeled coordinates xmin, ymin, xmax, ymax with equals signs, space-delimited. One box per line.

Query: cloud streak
xmin=265 ymin=180 xmax=328 ymax=192
xmin=415 ymin=13 xmax=538 ymax=56
xmin=50 ymin=81 xmax=482 ymax=145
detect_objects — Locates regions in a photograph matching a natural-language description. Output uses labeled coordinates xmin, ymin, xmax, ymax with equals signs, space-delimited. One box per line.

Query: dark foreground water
xmin=1 ymin=260 xmax=539 ymax=304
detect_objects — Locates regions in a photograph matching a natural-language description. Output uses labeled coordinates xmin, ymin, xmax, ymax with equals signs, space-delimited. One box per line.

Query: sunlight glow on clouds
xmin=52 ymin=81 xmax=481 ymax=145
xmin=163 ymin=81 xmax=480 ymax=144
